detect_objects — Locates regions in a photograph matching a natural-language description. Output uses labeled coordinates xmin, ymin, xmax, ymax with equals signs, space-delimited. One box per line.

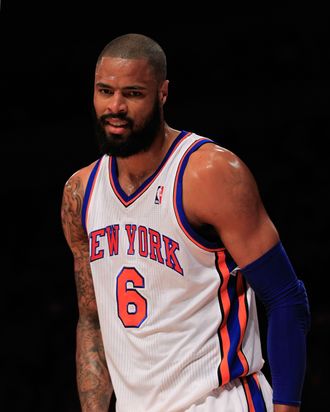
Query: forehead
xmin=95 ymin=56 xmax=155 ymax=84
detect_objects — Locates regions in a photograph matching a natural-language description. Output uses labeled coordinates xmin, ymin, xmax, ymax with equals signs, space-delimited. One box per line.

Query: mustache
xmin=99 ymin=113 xmax=132 ymax=126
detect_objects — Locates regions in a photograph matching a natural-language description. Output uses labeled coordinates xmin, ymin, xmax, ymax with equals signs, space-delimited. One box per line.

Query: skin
xmin=61 ymin=172 xmax=113 ymax=411
xmin=61 ymin=56 xmax=301 ymax=412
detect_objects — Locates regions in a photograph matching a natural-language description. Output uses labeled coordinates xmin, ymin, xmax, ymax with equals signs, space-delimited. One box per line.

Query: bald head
xmin=97 ymin=33 xmax=167 ymax=83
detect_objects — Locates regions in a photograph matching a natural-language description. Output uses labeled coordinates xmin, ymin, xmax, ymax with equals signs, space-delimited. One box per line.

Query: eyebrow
xmin=95 ymin=82 xmax=111 ymax=88
xmin=95 ymin=82 xmax=147 ymax=90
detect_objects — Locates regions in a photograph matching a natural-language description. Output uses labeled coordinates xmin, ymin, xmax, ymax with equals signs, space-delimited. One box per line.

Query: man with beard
xmin=61 ymin=33 xmax=310 ymax=412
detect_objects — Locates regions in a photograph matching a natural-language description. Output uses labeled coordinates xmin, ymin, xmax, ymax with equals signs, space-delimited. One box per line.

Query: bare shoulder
xmin=183 ymin=140 xmax=262 ymax=231
xmin=64 ymin=160 xmax=99 ymax=194
xmin=183 ymin=141 xmax=279 ymax=265
xmin=61 ymin=159 xmax=98 ymax=216
xmin=185 ymin=141 xmax=257 ymax=193
xmin=61 ymin=160 xmax=99 ymax=250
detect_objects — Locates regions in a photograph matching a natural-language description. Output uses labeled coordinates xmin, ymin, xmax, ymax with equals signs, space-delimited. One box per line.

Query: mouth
xmin=106 ymin=119 xmax=128 ymax=128
xmin=105 ymin=121 xmax=128 ymax=135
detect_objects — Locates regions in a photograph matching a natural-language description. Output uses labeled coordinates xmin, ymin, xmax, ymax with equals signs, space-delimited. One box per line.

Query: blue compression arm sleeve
xmin=241 ymin=242 xmax=311 ymax=406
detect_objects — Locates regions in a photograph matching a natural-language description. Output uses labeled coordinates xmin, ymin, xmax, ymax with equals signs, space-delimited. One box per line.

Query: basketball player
xmin=61 ymin=33 xmax=310 ymax=412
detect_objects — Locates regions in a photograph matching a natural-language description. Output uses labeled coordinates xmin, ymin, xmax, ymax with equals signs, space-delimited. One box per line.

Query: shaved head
xmin=96 ymin=33 xmax=167 ymax=82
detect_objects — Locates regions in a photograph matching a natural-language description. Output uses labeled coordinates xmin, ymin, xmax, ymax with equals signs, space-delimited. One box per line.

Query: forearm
xmin=241 ymin=242 xmax=310 ymax=406
xmin=76 ymin=319 xmax=113 ymax=411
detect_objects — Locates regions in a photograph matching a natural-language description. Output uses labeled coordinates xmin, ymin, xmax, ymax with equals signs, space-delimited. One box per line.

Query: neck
xmin=116 ymin=124 xmax=180 ymax=195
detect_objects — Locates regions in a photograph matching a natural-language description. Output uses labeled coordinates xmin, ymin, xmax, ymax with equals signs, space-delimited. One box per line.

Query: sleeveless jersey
xmin=82 ymin=131 xmax=270 ymax=412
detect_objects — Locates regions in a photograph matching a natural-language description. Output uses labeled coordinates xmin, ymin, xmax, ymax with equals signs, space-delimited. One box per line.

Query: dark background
xmin=1 ymin=4 xmax=328 ymax=411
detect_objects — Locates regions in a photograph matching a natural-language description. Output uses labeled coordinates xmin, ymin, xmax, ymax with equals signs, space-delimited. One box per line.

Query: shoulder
xmin=182 ymin=140 xmax=263 ymax=227
xmin=189 ymin=140 xmax=237 ymax=165
xmin=185 ymin=140 xmax=256 ymax=191
xmin=63 ymin=158 xmax=101 ymax=197
xmin=61 ymin=159 xmax=101 ymax=247
xmin=61 ymin=158 xmax=101 ymax=222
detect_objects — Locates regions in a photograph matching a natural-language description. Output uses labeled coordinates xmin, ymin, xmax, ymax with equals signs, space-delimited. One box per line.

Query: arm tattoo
xmin=61 ymin=174 xmax=113 ymax=411
xmin=61 ymin=176 xmax=84 ymax=249
xmin=76 ymin=317 xmax=112 ymax=411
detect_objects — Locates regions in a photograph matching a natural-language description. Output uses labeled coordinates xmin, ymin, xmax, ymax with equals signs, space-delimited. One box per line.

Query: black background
xmin=1 ymin=4 xmax=329 ymax=411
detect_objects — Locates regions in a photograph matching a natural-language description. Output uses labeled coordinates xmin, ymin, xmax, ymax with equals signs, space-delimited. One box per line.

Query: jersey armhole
xmin=173 ymin=139 xmax=224 ymax=252
xmin=81 ymin=157 xmax=103 ymax=233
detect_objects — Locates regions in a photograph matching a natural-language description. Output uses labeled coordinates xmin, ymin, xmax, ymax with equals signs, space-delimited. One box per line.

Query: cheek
xmin=93 ymin=96 xmax=104 ymax=117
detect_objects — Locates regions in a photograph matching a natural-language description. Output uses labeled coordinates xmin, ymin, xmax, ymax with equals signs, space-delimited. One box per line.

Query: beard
xmin=95 ymin=99 xmax=162 ymax=158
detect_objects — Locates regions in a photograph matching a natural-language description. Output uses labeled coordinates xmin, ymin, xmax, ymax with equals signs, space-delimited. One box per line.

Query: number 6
xmin=116 ymin=267 xmax=147 ymax=327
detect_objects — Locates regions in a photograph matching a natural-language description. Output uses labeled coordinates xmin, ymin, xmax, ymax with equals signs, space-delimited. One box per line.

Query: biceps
xmin=207 ymin=173 xmax=279 ymax=265
xmin=215 ymin=206 xmax=279 ymax=268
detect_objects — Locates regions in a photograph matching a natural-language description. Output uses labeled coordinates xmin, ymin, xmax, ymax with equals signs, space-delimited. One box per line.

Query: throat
xmin=119 ymin=171 xmax=153 ymax=196
xmin=114 ymin=146 xmax=165 ymax=196
xmin=113 ymin=126 xmax=181 ymax=196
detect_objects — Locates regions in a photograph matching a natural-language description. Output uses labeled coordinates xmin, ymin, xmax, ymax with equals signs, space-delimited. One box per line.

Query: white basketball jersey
xmin=82 ymin=131 xmax=271 ymax=412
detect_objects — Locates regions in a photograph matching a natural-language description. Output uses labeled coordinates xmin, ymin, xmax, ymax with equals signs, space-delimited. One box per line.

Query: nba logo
xmin=154 ymin=185 xmax=164 ymax=204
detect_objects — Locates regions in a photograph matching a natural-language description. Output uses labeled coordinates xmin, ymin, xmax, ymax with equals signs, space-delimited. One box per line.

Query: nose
xmin=107 ymin=92 xmax=127 ymax=115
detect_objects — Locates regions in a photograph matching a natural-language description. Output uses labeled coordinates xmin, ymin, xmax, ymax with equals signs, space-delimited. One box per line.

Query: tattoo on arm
xmin=61 ymin=174 xmax=113 ymax=411
xmin=61 ymin=176 xmax=84 ymax=250
xmin=76 ymin=309 xmax=113 ymax=411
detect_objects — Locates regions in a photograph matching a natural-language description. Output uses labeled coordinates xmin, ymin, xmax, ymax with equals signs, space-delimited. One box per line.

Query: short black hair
xmin=96 ymin=33 xmax=167 ymax=82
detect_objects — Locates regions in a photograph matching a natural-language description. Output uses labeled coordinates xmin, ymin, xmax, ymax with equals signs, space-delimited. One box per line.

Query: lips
xmin=105 ymin=122 xmax=128 ymax=135
xmin=106 ymin=120 xmax=127 ymax=128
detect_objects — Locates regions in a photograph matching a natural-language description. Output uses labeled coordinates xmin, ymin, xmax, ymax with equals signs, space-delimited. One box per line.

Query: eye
xmin=125 ymin=90 xmax=143 ymax=98
xmin=99 ymin=88 xmax=113 ymax=95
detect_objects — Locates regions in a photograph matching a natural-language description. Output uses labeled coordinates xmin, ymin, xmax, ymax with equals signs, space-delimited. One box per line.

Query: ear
xmin=159 ymin=80 xmax=169 ymax=105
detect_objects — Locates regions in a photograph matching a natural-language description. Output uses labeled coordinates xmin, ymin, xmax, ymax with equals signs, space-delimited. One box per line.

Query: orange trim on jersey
xmin=252 ymin=372 xmax=260 ymax=388
xmin=109 ymin=132 xmax=192 ymax=207
xmin=84 ymin=159 xmax=103 ymax=232
xmin=236 ymin=271 xmax=249 ymax=376
xmin=217 ymin=250 xmax=232 ymax=384
xmin=173 ymin=138 xmax=223 ymax=252
xmin=217 ymin=253 xmax=250 ymax=385
xmin=242 ymin=377 xmax=256 ymax=412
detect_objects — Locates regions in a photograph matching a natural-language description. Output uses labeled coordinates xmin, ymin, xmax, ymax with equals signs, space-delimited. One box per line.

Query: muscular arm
xmin=61 ymin=171 xmax=113 ymax=411
xmin=184 ymin=144 xmax=302 ymax=412
xmin=183 ymin=144 xmax=279 ymax=266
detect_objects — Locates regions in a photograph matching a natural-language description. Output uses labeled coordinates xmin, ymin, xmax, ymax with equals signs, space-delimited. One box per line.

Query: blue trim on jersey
xmin=226 ymin=273 xmax=247 ymax=378
xmin=243 ymin=374 xmax=267 ymax=411
xmin=226 ymin=259 xmax=240 ymax=274
xmin=82 ymin=157 xmax=103 ymax=233
xmin=110 ymin=130 xmax=189 ymax=203
xmin=175 ymin=138 xmax=223 ymax=249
